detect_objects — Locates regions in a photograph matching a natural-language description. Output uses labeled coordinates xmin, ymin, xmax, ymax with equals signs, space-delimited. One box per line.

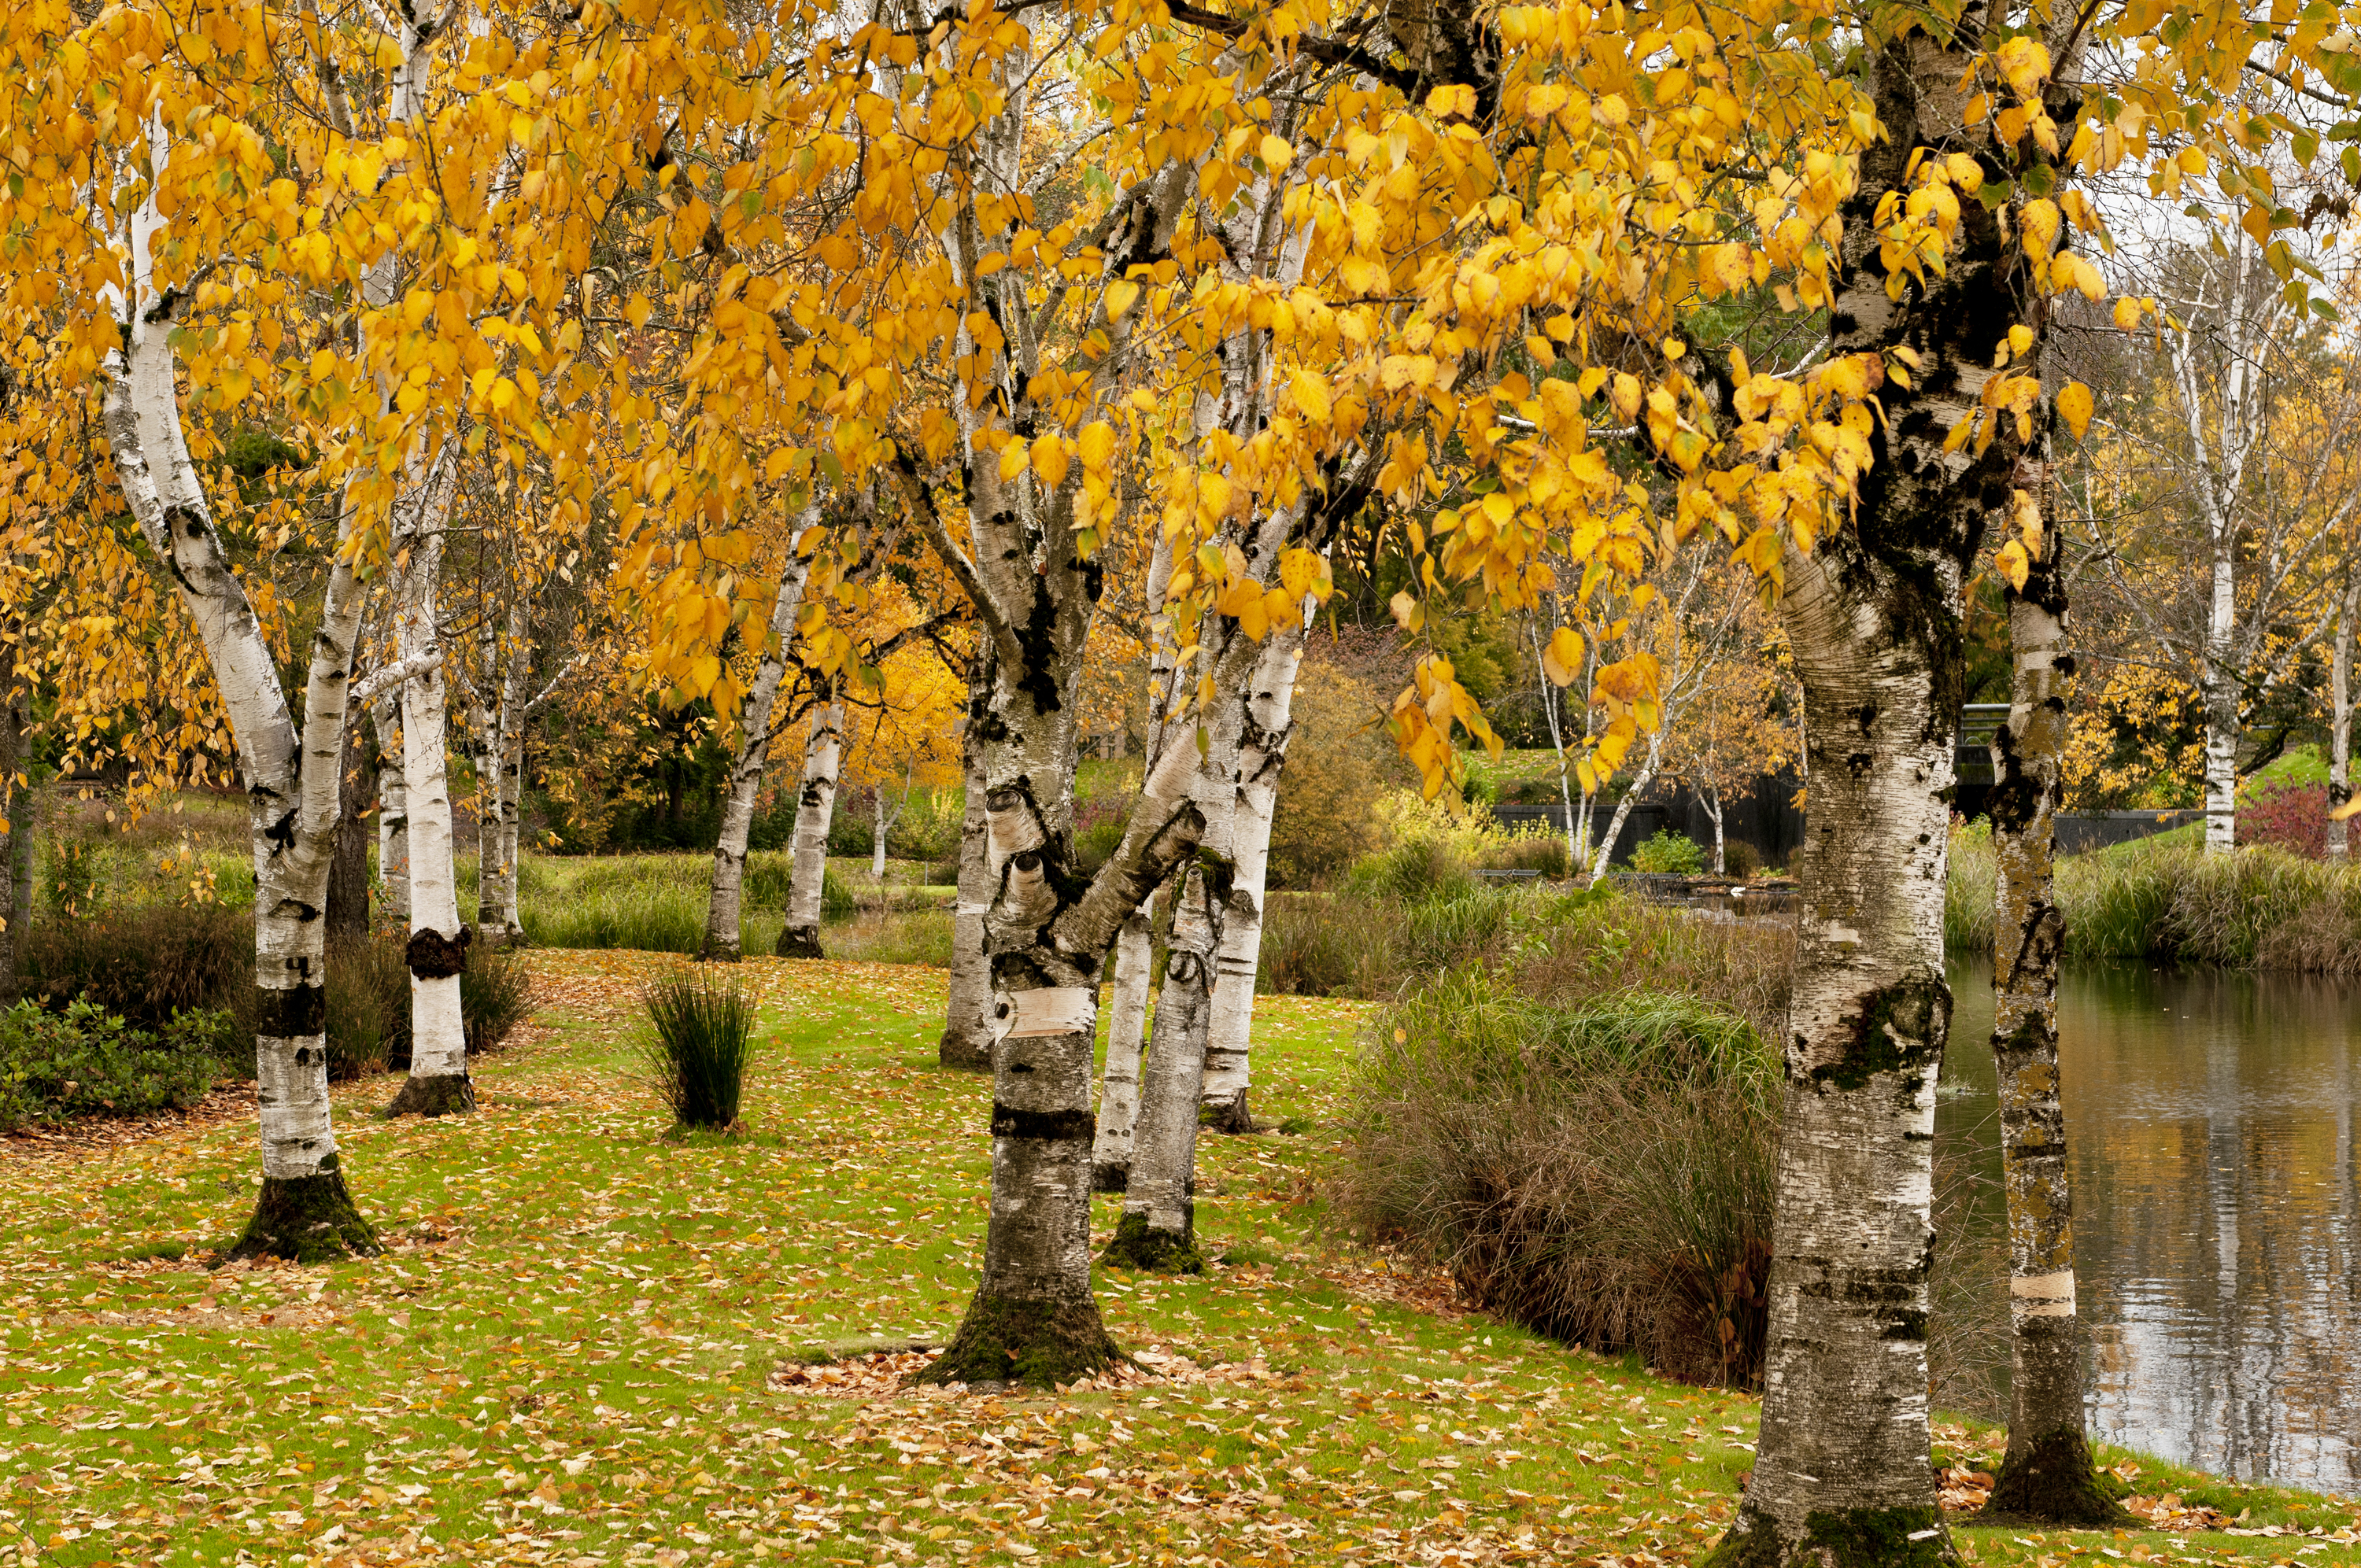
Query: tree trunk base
xmin=1199 ymin=1092 xmax=1255 ymax=1134
xmin=1090 ymin=1161 xmax=1129 ymax=1194
xmin=699 ymin=939 xmax=745 ymax=963
xmin=912 ymin=1291 xmax=1123 ymax=1389
xmin=1982 ymin=1428 xmax=2133 ymax=1528
xmin=227 ymin=1171 xmax=382 ymax=1264
xmin=938 ymin=1029 xmax=992 ymax=1072
xmin=775 ymin=924 xmax=825 ymax=959
xmin=386 ymin=1072 xmax=475 ymax=1118
xmin=1702 ymin=1507 xmax=1953 ymax=1568
xmin=1099 ymin=1211 xmax=1202 ymax=1274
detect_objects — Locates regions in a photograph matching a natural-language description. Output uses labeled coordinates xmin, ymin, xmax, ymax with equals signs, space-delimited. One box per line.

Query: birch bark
xmin=101 ymin=113 xmax=377 ymax=1261
xmin=1104 ymin=861 xmax=1221 ymax=1270
xmin=1198 ymin=606 xmax=1312 ymax=1133
xmin=386 ymin=457 xmax=474 ymax=1118
xmin=703 ymin=520 xmax=816 ymax=961
xmin=2333 ymin=581 xmax=2357 ymax=860
xmin=1982 ymin=463 xmax=2125 ymax=1525
xmin=371 ymin=687 xmax=411 ymax=924
xmin=1709 ymin=22 xmax=2016 ymax=1566
xmin=326 ymin=700 xmax=371 ymax=946
xmin=472 ymin=605 xmax=530 ymax=943
xmin=774 ymin=693 xmax=844 ymax=957
xmin=940 ymin=661 xmax=997 ymax=1071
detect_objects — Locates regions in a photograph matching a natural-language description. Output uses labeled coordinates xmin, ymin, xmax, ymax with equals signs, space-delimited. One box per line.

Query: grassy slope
xmin=1 ymin=954 xmax=2354 ymax=1568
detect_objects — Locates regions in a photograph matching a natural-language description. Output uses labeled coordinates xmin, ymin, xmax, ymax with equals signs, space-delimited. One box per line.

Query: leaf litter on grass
xmin=0 ymin=947 xmax=2354 ymax=1568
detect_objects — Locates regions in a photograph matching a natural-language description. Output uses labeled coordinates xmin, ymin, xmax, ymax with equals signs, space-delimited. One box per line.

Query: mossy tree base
xmin=938 ymin=1031 xmax=992 ymax=1073
xmin=775 ymin=925 xmax=824 ymax=960
xmin=1099 ymin=1211 xmax=1203 ymax=1274
xmin=913 ymin=1292 xmax=1123 ymax=1389
xmin=697 ymin=942 xmax=745 ymax=964
xmin=1701 ymin=1507 xmax=1956 ymax=1568
xmin=1090 ymin=1161 xmax=1129 ymax=1194
xmin=386 ymin=1072 xmax=475 ymax=1118
xmin=227 ymin=1170 xmax=382 ymax=1264
xmin=1983 ymin=1428 xmax=2134 ymax=1527
xmin=1199 ymin=1093 xmax=1255 ymax=1135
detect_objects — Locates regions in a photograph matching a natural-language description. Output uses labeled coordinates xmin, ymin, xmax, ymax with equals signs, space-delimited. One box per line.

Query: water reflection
xmin=1938 ymin=957 xmax=2361 ymax=1496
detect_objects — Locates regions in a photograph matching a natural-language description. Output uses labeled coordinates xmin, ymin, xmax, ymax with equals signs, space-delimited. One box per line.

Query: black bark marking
xmin=256 ymin=981 xmax=327 ymax=1037
xmin=989 ymin=1104 xmax=1092 ymax=1141
xmin=405 ymin=924 xmax=471 ymax=980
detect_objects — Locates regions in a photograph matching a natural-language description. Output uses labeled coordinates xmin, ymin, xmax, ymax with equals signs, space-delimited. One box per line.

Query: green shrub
xmin=638 ymin=968 xmax=759 ymax=1131
xmin=1721 ymin=839 xmax=1762 ymax=880
xmin=1345 ymin=839 xmax=1476 ymax=905
xmin=1342 ymin=978 xmax=1778 ymax=1386
xmin=0 ymin=1000 xmax=230 ymax=1131
xmin=464 ymin=944 xmax=534 ymax=1053
xmin=1478 ymin=829 xmax=1571 ymax=878
xmin=1628 ymin=828 xmax=1705 ymax=875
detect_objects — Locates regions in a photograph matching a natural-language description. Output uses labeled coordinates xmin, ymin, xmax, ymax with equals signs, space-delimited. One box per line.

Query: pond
xmin=1938 ymin=956 xmax=2361 ymax=1496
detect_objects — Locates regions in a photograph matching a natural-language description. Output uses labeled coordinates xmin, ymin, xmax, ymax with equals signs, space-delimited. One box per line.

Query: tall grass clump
xmin=638 ymin=968 xmax=759 ymax=1131
xmin=1342 ymin=976 xmax=1779 ymax=1386
xmin=1945 ymin=818 xmax=1997 ymax=956
xmin=17 ymin=901 xmax=253 ymax=1032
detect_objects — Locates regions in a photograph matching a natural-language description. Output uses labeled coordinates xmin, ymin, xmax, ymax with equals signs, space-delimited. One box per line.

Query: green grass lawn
xmin=2 ymin=951 xmax=2355 ymax=1568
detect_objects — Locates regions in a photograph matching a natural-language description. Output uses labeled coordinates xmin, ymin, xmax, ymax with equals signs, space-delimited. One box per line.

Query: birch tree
xmin=701 ymin=512 xmax=817 ymax=961
xmin=774 ymin=687 xmax=845 ymax=957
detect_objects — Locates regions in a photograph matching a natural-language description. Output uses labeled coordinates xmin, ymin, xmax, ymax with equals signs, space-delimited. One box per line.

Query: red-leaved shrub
xmin=2238 ymin=780 xmax=2327 ymax=859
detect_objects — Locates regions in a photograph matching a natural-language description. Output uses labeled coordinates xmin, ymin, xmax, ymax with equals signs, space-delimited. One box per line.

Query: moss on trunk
xmin=1199 ymin=1093 xmax=1255 ymax=1135
xmin=1703 ymin=1507 xmax=1955 ymax=1568
xmin=1099 ymin=1210 xmax=1203 ymax=1274
xmin=775 ymin=924 xmax=824 ymax=960
xmin=227 ymin=1170 xmax=381 ymax=1264
xmin=386 ymin=1072 xmax=475 ymax=1118
xmin=911 ymin=1292 xmax=1123 ymax=1389
xmin=1983 ymin=1426 xmax=2132 ymax=1527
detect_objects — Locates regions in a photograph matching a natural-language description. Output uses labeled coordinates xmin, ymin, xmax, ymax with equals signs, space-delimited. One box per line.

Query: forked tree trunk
xmin=1982 ymin=475 xmax=2124 ymax=1526
xmin=1709 ymin=23 xmax=2015 ymax=1566
xmin=1091 ymin=897 xmax=1157 ymax=1190
xmin=1199 ymin=606 xmax=1312 ymax=1133
xmin=102 ymin=113 xmax=377 ymax=1262
xmin=774 ymin=695 xmax=844 ymax=958
xmin=2330 ymin=581 xmax=2355 ymax=859
xmin=1705 ymin=787 xmax=1727 ymax=876
xmin=386 ymin=472 xmax=474 ymax=1119
xmin=371 ymin=686 xmax=411 ymax=925
xmin=703 ymin=527 xmax=815 ymax=961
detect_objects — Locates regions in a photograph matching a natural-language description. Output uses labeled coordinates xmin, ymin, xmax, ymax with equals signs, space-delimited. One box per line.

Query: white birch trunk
xmin=473 ymin=604 xmax=528 ymax=943
xmin=1199 ymin=604 xmax=1311 ymax=1133
xmin=701 ymin=525 xmax=815 ymax=960
xmin=940 ymin=677 xmax=996 ymax=1070
xmin=1587 ymin=736 xmax=1665 ymax=882
xmin=386 ymin=459 xmax=474 ymax=1118
xmin=1705 ymin=788 xmax=1727 ymax=876
xmin=102 ymin=111 xmax=376 ymax=1259
xmin=2333 ymin=581 xmax=2356 ymax=860
xmin=873 ymin=789 xmax=889 ymax=879
xmin=1107 ymin=863 xmax=1219 ymax=1268
xmin=372 ymin=686 xmax=411 ymax=924
xmin=2200 ymin=547 xmax=2240 ymax=854
xmin=774 ymin=696 xmax=844 ymax=957
xmin=1091 ymin=896 xmax=1157 ymax=1190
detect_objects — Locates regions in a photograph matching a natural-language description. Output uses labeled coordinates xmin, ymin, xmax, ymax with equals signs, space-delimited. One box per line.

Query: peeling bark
xmin=704 ymin=518 xmax=816 ymax=961
xmin=774 ymin=692 xmax=844 ymax=959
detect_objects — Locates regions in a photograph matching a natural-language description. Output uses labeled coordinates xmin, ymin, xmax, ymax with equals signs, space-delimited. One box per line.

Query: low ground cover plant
xmin=0 ymin=999 xmax=234 ymax=1129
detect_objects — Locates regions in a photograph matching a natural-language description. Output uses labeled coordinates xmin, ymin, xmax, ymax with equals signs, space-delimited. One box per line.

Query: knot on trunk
xmin=406 ymin=924 xmax=471 ymax=980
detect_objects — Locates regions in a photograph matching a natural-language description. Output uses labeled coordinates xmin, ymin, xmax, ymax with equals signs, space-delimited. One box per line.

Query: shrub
xmin=1480 ymin=828 xmax=1572 ymax=878
xmin=638 ymin=968 xmax=759 ymax=1131
xmin=1628 ymin=829 xmax=1705 ymax=875
xmin=1341 ymin=978 xmax=1779 ymax=1386
xmin=1721 ymin=839 xmax=1763 ymax=880
xmin=1267 ymin=662 xmax=1407 ymax=887
xmin=1344 ymin=838 xmax=1476 ymax=905
xmin=0 ymin=1000 xmax=230 ymax=1131
xmin=17 ymin=901 xmax=252 ymax=1034
xmin=2238 ymin=780 xmax=2327 ymax=858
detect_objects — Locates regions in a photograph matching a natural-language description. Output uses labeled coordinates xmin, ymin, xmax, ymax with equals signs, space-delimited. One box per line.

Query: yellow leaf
xmin=1542 ymin=625 xmax=1585 ymax=686
xmin=999 ymin=438 xmax=1029 ymax=482
xmin=2056 ymin=382 xmax=2094 ymax=441
xmin=1996 ymin=539 xmax=2030 ymax=592
xmin=1258 ymin=134 xmax=1294 ymax=171
xmin=2112 ymin=297 xmax=2144 ymax=330
xmin=1291 ymin=368 xmax=1331 ymax=423
xmin=1104 ymin=279 xmax=1140 ymax=319
xmin=1031 ymin=438 xmax=1070 ymax=489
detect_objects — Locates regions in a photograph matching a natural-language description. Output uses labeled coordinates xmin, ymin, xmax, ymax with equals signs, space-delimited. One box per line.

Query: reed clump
xmin=1947 ymin=823 xmax=2361 ymax=974
xmin=637 ymin=968 xmax=759 ymax=1132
